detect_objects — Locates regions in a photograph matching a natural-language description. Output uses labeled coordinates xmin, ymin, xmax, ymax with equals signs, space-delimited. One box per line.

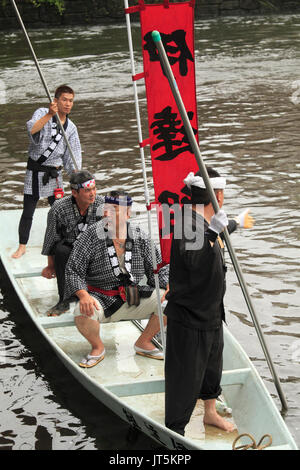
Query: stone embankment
xmin=1 ymin=0 xmax=300 ymax=29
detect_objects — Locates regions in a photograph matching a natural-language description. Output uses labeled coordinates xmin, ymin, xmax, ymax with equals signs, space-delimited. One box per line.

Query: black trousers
xmin=53 ymin=240 xmax=73 ymax=302
xmin=18 ymin=194 xmax=55 ymax=245
xmin=165 ymin=318 xmax=223 ymax=436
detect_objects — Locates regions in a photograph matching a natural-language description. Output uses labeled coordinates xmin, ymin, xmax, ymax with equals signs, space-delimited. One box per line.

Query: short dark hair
xmin=190 ymin=167 xmax=222 ymax=205
xmin=109 ymin=189 xmax=130 ymax=199
xmin=55 ymin=84 xmax=75 ymax=99
xmin=70 ymin=170 xmax=95 ymax=191
xmin=105 ymin=189 xmax=133 ymax=207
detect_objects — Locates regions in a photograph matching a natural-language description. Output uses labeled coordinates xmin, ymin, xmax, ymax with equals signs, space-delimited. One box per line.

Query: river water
xmin=0 ymin=14 xmax=300 ymax=450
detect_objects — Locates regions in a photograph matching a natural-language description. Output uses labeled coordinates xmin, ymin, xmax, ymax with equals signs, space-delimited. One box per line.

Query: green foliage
xmin=257 ymin=0 xmax=277 ymax=10
xmin=29 ymin=0 xmax=65 ymax=15
xmin=1 ymin=0 xmax=65 ymax=15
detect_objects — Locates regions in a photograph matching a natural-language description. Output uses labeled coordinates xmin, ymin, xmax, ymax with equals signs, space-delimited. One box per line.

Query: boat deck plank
xmin=48 ymin=321 xmax=165 ymax=386
xmin=122 ymin=394 xmax=238 ymax=449
xmin=14 ymin=270 xmax=43 ymax=278
xmin=105 ymin=368 xmax=252 ymax=397
xmin=39 ymin=314 xmax=75 ymax=328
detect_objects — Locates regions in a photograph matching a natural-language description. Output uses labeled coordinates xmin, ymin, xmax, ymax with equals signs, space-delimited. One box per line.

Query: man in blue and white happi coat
xmin=41 ymin=170 xmax=104 ymax=317
xmin=64 ymin=190 xmax=169 ymax=368
xmin=12 ymin=84 xmax=82 ymax=259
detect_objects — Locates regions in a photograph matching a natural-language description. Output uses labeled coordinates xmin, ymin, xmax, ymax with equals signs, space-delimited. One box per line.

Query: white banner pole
xmin=124 ymin=0 xmax=166 ymax=355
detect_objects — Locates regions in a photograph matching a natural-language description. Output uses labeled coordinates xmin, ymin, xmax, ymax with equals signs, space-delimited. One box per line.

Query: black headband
xmin=105 ymin=195 xmax=133 ymax=206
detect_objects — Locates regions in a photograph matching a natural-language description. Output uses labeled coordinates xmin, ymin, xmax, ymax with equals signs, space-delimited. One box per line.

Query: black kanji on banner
xmin=143 ymin=29 xmax=194 ymax=76
xmin=150 ymin=106 xmax=197 ymax=161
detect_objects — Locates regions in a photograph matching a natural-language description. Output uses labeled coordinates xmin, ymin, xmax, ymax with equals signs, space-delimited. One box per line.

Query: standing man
xmin=164 ymin=167 xmax=253 ymax=436
xmin=12 ymin=84 xmax=82 ymax=259
xmin=41 ymin=170 xmax=104 ymax=316
xmin=64 ymin=190 xmax=169 ymax=368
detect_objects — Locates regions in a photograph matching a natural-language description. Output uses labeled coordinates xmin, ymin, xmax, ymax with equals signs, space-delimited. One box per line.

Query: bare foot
xmin=134 ymin=339 xmax=157 ymax=352
xmin=11 ymin=244 xmax=26 ymax=259
xmin=134 ymin=313 xmax=166 ymax=352
xmin=89 ymin=345 xmax=105 ymax=357
xmin=204 ymin=410 xmax=236 ymax=432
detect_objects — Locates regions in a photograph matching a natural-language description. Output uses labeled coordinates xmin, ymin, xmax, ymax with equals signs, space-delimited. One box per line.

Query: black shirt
xmin=165 ymin=207 xmax=236 ymax=330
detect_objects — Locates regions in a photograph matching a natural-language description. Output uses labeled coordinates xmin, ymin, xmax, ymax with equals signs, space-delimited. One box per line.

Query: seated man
xmin=64 ymin=190 xmax=169 ymax=368
xmin=41 ymin=170 xmax=104 ymax=316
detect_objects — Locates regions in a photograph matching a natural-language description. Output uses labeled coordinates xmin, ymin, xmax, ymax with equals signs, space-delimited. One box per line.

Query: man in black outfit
xmin=164 ymin=167 xmax=247 ymax=436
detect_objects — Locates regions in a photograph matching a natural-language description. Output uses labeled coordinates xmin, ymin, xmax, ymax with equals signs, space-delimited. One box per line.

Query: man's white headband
xmin=184 ymin=172 xmax=226 ymax=190
xmin=71 ymin=179 xmax=95 ymax=190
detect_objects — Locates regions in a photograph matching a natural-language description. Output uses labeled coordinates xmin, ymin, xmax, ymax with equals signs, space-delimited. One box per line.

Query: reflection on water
xmin=0 ymin=274 xmax=156 ymax=450
xmin=0 ymin=14 xmax=300 ymax=449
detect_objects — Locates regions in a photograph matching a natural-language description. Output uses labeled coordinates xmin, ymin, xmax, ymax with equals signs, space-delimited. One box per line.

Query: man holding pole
xmin=12 ymin=84 xmax=82 ymax=259
xmin=164 ymin=167 xmax=253 ymax=436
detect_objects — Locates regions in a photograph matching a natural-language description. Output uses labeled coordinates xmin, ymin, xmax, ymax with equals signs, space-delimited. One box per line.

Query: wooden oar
xmin=9 ymin=0 xmax=79 ymax=171
xmin=151 ymin=30 xmax=288 ymax=412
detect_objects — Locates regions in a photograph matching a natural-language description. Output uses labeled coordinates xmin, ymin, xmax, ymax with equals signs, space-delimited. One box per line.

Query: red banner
xmin=139 ymin=1 xmax=199 ymax=266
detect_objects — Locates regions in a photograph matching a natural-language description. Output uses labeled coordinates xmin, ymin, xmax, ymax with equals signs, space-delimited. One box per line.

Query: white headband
xmin=72 ymin=179 xmax=95 ymax=190
xmin=183 ymin=172 xmax=226 ymax=190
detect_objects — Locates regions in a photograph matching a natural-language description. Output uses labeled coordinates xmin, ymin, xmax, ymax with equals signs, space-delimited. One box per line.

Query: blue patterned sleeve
xmin=62 ymin=126 xmax=82 ymax=174
xmin=26 ymin=107 xmax=49 ymax=145
xmin=41 ymin=204 xmax=60 ymax=256
xmin=64 ymin=229 xmax=93 ymax=299
xmin=142 ymin=233 xmax=169 ymax=289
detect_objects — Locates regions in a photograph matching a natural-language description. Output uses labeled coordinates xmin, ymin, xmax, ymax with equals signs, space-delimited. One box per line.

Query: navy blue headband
xmin=105 ymin=195 xmax=133 ymax=206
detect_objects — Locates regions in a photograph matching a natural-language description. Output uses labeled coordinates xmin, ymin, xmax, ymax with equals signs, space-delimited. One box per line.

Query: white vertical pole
xmin=124 ymin=0 xmax=166 ymax=355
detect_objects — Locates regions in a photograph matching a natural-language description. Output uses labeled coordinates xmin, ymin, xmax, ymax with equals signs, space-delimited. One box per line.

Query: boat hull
xmin=0 ymin=208 xmax=297 ymax=450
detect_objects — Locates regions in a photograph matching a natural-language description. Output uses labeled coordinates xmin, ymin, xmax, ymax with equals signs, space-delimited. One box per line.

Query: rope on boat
xmin=232 ymin=433 xmax=272 ymax=450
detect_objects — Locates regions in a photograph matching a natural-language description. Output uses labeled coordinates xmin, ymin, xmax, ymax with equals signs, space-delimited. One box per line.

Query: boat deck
xmin=1 ymin=208 xmax=297 ymax=450
xmin=7 ymin=242 xmax=238 ymax=449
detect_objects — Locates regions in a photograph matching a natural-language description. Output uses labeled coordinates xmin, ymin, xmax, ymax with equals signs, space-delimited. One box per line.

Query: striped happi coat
xmin=42 ymin=195 xmax=104 ymax=256
xmin=25 ymin=107 xmax=82 ymax=198
xmin=64 ymin=220 xmax=169 ymax=318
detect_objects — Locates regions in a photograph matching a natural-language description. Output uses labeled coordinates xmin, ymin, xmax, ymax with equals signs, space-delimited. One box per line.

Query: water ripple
xmin=0 ymin=14 xmax=300 ymax=449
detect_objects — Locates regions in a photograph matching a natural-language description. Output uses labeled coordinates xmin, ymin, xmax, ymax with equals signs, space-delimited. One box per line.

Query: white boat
xmin=0 ymin=207 xmax=298 ymax=450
